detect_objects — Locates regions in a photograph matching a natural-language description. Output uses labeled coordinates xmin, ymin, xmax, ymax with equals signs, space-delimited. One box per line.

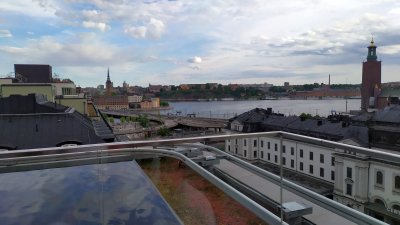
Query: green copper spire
xmin=367 ymin=38 xmax=377 ymax=61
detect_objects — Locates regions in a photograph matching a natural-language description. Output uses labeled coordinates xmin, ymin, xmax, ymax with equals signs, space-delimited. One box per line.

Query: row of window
xmin=233 ymin=140 xmax=335 ymax=166
xmin=345 ymin=167 xmax=400 ymax=193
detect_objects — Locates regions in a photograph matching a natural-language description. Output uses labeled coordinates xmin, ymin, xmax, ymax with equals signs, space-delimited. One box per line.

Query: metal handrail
xmin=0 ymin=131 xmax=397 ymax=225
xmin=0 ymin=131 xmax=399 ymax=163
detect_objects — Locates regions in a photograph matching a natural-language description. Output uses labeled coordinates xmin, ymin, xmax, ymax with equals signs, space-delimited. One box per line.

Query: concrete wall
xmin=57 ymin=98 xmax=87 ymax=115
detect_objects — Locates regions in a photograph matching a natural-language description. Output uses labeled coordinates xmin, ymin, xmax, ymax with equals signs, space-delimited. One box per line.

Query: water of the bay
xmin=165 ymin=99 xmax=361 ymax=119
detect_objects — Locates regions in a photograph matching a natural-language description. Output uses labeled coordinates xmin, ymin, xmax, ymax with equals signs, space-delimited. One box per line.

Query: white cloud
xmin=124 ymin=26 xmax=147 ymax=39
xmin=188 ymin=56 xmax=202 ymax=63
xmin=0 ymin=30 xmax=12 ymax=38
xmin=82 ymin=21 xmax=110 ymax=32
xmin=124 ymin=18 xmax=165 ymax=39
xmin=380 ymin=45 xmax=400 ymax=55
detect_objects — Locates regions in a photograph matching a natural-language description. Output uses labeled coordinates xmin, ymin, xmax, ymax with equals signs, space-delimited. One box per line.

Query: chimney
xmin=329 ymin=74 xmax=331 ymax=86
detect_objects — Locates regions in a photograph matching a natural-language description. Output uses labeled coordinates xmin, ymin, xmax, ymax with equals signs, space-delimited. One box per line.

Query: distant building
xmin=140 ymin=97 xmax=160 ymax=109
xmin=284 ymin=82 xmax=290 ymax=87
xmin=128 ymin=95 xmax=143 ymax=103
xmin=179 ymin=84 xmax=190 ymax=90
xmin=14 ymin=64 xmax=52 ymax=83
xmin=148 ymin=84 xmax=163 ymax=93
xmin=93 ymin=95 xmax=129 ymax=110
xmin=361 ymin=39 xmax=381 ymax=111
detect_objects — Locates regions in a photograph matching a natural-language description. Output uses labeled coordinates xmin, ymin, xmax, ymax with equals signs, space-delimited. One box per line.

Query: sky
xmin=1 ymin=0 xmax=400 ymax=88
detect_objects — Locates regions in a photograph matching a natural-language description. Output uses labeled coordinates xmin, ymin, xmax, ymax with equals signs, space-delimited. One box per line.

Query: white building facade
xmin=225 ymin=136 xmax=400 ymax=224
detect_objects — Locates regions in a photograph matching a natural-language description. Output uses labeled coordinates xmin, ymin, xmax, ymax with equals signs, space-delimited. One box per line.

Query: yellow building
xmin=57 ymin=97 xmax=88 ymax=115
xmin=1 ymin=83 xmax=55 ymax=101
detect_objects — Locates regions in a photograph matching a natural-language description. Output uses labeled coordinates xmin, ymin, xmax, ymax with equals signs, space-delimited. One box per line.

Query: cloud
xmin=188 ymin=56 xmax=202 ymax=63
xmin=124 ymin=18 xmax=165 ymax=39
xmin=82 ymin=21 xmax=110 ymax=32
xmin=380 ymin=45 xmax=400 ymax=55
xmin=0 ymin=30 xmax=12 ymax=38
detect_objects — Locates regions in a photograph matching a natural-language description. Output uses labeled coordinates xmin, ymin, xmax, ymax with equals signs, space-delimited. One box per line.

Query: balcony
xmin=0 ymin=131 xmax=396 ymax=225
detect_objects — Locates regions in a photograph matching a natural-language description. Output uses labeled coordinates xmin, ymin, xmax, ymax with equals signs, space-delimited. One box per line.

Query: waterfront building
xmin=128 ymin=95 xmax=143 ymax=103
xmin=140 ymin=97 xmax=160 ymax=109
xmin=93 ymin=95 xmax=129 ymax=110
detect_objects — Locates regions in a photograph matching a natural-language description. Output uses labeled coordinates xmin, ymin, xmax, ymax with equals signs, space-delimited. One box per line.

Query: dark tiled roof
xmin=373 ymin=105 xmax=400 ymax=123
xmin=230 ymin=108 xmax=368 ymax=141
xmin=0 ymin=95 xmax=105 ymax=150
xmin=379 ymin=87 xmax=400 ymax=97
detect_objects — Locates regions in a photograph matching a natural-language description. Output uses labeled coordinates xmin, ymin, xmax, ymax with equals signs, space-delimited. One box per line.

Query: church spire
xmin=367 ymin=38 xmax=377 ymax=61
xmin=107 ymin=67 xmax=111 ymax=82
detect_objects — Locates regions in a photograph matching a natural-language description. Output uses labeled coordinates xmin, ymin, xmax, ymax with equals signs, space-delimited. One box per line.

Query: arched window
xmin=393 ymin=204 xmax=400 ymax=210
xmin=375 ymin=199 xmax=386 ymax=207
xmin=395 ymin=176 xmax=400 ymax=189
xmin=376 ymin=171 xmax=383 ymax=185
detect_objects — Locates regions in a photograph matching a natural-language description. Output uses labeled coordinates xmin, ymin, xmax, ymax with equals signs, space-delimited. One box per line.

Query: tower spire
xmin=367 ymin=38 xmax=377 ymax=61
xmin=107 ymin=67 xmax=110 ymax=82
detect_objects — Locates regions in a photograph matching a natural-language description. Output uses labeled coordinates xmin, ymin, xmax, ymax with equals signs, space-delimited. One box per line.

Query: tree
xmin=157 ymin=127 xmax=171 ymax=136
xmin=108 ymin=116 xmax=114 ymax=123
xmin=120 ymin=117 xmax=126 ymax=123
xmin=160 ymin=101 xmax=169 ymax=107
xmin=137 ymin=115 xmax=150 ymax=127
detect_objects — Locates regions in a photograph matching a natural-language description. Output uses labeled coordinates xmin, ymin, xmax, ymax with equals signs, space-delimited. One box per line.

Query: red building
xmin=361 ymin=39 xmax=381 ymax=111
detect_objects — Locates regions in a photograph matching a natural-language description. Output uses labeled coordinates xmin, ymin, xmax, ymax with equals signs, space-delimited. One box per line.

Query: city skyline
xmin=1 ymin=1 xmax=400 ymax=87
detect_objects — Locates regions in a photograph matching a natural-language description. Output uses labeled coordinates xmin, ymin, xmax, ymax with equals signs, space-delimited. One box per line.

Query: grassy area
xmin=138 ymin=158 xmax=268 ymax=225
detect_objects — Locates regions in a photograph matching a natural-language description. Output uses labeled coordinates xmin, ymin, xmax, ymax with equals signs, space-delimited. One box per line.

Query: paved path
xmin=214 ymin=159 xmax=355 ymax=225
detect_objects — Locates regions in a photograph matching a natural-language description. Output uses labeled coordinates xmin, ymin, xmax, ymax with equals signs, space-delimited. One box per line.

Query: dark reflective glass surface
xmin=0 ymin=161 xmax=182 ymax=225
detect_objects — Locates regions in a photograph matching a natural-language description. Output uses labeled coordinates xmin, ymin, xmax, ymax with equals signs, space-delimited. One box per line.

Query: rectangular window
xmin=253 ymin=151 xmax=257 ymax=158
xmin=300 ymin=162 xmax=303 ymax=171
xmin=235 ymin=147 xmax=238 ymax=154
xmin=300 ymin=149 xmax=303 ymax=158
xmin=282 ymin=157 xmax=286 ymax=165
xmin=235 ymin=139 xmax=238 ymax=144
xmin=228 ymin=145 xmax=230 ymax=151
xmin=254 ymin=140 xmax=257 ymax=147
xmin=261 ymin=140 xmax=264 ymax=148
xmin=320 ymin=168 xmax=324 ymax=177
xmin=244 ymin=150 xmax=247 ymax=157
xmin=244 ymin=139 xmax=247 ymax=147
xmin=274 ymin=155 xmax=278 ymax=163
xmin=291 ymin=159 xmax=294 ymax=168
xmin=331 ymin=171 xmax=335 ymax=181
xmin=275 ymin=144 xmax=278 ymax=151
xmin=346 ymin=183 xmax=352 ymax=195
xmin=291 ymin=147 xmax=294 ymax=155
xmin=282 ymin=145 xmax=286 ymax=153
xmin=347 ymin=167 xmax=352 ymax=178
xmin=331 ymin=157 xmax=335 ymax=166
xmin=268 ymin=142 xmax=270 ymax=149
xmin=320 ymin=154 xmax=324 ymax=163
xmin=261 ymin=151 xmax=264 ymax=159
xmin=309 ymin=165 xmax=314 ymax=174
xmin=268 ymin=153 xmax=270 ymax=161
xmin=310 ymin=152 xmax=313 ymax=160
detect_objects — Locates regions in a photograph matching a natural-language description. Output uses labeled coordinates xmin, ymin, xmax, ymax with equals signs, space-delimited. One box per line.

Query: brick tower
xmin=361 ymin=39 xmax=381 ymax=111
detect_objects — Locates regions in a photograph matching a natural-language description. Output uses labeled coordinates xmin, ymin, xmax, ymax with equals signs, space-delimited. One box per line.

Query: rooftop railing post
xmin=280 ymin=133 xmax=284 ymax=224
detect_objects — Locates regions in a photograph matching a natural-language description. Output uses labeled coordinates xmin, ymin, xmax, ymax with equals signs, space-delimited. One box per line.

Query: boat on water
xmin=263 ymin=96 xmax=278 ymax=100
